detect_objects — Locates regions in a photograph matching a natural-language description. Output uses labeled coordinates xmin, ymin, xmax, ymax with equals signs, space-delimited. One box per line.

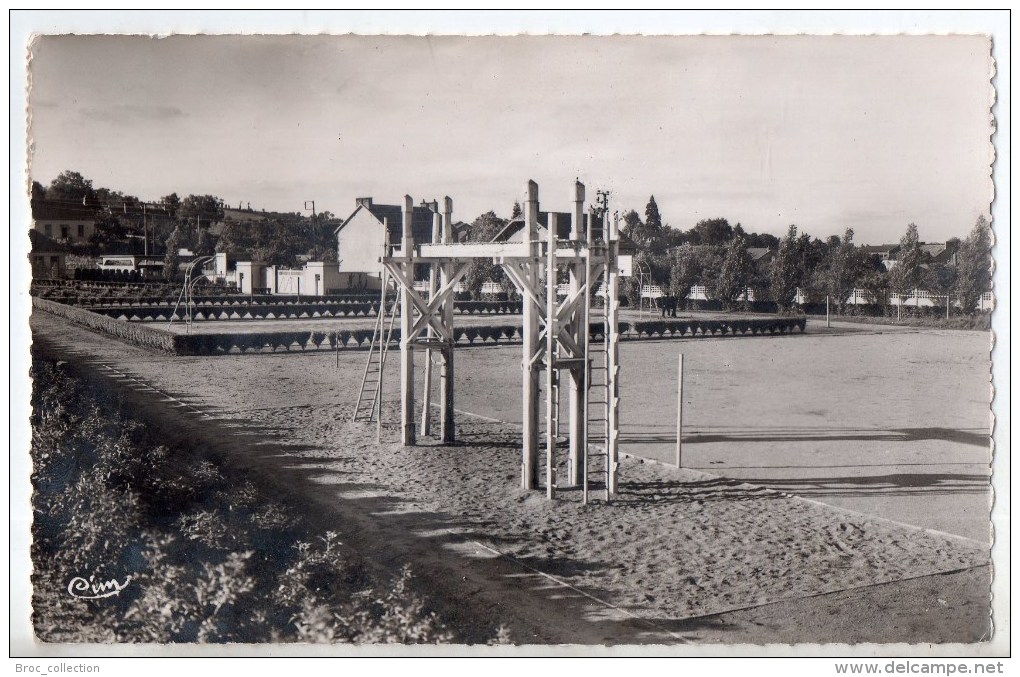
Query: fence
xmin=645 ymin=285 xmax=994 ymax=311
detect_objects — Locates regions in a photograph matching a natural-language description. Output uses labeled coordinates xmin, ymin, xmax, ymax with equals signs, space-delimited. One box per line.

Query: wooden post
xmin=676 ymin=353 xmax=684 ymax=468
xmin=946 ymin=293 xmax=951 ymax=320
xmin=826 ymin=295 xmax=830 ymax=328
xmin=440 ymin=196 xmax=455 ymax=444
xmin=521 ymin=180 xmax=541 ymax=490
xmin=420 ymin=206 xmax=441 ymax=437
xmin=400 ymin=195 xmax=416 ymax=446
xmin=377 ymin=229 xmax=391 ymax=445
xmin=546 ymin=210 xmax=557 ymax=499
xmin=607 ymin=209 xmax=621 ymax=496
xmin=568 ymin=183 xmax=586 ymax=486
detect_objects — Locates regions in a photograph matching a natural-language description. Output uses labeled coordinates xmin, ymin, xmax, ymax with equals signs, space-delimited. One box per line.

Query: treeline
xmin=618 ymin=196 xmax=993 ymax=315
xmin=34 ymin=171 xmax=339 ymax=279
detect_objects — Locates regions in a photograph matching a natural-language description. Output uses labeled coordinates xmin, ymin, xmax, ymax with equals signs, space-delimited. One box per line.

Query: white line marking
xmin=464 ymin=537 xmax=687 ymax=642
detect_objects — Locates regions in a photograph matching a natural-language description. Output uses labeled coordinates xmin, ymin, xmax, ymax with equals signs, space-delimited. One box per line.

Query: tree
xmin=620 ymin=201 xmax=669 ymax=258
xmin=706 ymin=237 xmax=754 ymax=309
xmin=47 ymin=170 xmax=98 ymax=206
xmin=859 ymin=269 xmax=891 ymax=311
xmin=690 ymin=218 xmax=734 ymax=247
xmin=925 ymin=263 xmax=957 ymax=314
xmin=178 ymin=194 xmax=225 ymax=231
xmin=510 ymin=200 xmax=523 ymax=220
xmin=890 ymin=223 xmax=925 ymax=310
xmin=463 ymin=212 xmax=508 ymax=299
xmin=620 ymin=209 xmax=645 ymax=245
xmin=818 ymin=228 xmax=865 ymax=313
xmin=768 ymin=225 xmax=801 ymax=310
xmin=161 ymin=193 xmax=182 ymax=220
xmin=796 ymin=233 xmax=829 ymax=290
xmin=163 ymin=228 xmax=182 ymax=281
xmin=954 ymin=215 xmax=993 ymax=313
xmin=31 ymin=181 xmax=46 ymax=200
xmin=87 ymin=214 xmax=129 ymax=254
xmin=194 ymin=228 xmax=215 ymax=257
xmin=644 ymin=196 xmax=662 ymax=232
xmin=668 ymin=244 xmax=702 ymax=309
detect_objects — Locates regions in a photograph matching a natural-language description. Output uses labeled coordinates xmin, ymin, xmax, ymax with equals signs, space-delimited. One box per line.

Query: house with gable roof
xmin=334 ymin=197 xmax=441 ymax=286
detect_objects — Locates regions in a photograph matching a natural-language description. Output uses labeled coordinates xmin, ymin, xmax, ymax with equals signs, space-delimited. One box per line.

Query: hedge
xmin=32 ymin=297 xmax=178 ymax=353
xmin=79 ymin=299 xmax=524 ymax=321
xmin=36 ymin=298 xmax=806 ymax=356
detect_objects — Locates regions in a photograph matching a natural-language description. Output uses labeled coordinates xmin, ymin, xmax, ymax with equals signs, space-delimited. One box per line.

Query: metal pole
xmin=676 ymin=353 xmax=684 ymax=468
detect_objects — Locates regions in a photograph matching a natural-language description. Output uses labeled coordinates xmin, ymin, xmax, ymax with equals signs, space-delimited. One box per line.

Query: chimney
xmin=356 ymin=197 xmax=373 ymax=208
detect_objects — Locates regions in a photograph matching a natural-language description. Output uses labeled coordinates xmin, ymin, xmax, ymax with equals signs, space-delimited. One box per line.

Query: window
xmin=44 ymin=224 xmax=52 ymax=236
xmin=78 ymin=224 xmax=85 ymax=238
xmin=61 ymin=225 xmax=68 ymax=239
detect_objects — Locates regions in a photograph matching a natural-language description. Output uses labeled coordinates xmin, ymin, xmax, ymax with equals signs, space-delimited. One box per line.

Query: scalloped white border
xmin=7 ymin=9 xmax=1010 ymax=666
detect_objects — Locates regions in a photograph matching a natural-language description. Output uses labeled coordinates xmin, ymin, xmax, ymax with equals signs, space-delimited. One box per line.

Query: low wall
xmin=32 ymin=297 xmax=178 ymax=353
xmin=34 ymin=297 xmax=806 ymax=357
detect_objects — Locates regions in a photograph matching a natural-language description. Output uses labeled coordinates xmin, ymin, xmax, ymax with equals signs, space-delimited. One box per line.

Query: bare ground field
xmin=27 ymin=311 xmax=993 ymax=644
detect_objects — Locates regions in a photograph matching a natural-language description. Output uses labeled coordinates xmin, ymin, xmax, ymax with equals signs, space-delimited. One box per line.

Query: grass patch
xmin=832 ymin=312 xmax=991 ymax=331
xmin=29 ymin=351 xmax=462 ymax=644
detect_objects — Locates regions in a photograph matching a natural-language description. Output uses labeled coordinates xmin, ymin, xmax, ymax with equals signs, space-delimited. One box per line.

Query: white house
xmin=31 ymin=199 xmax=98 ymax=245
xmin=334 ymin=197 xmax=439 ymax=287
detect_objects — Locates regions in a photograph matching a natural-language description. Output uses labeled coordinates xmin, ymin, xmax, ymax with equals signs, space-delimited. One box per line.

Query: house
xmin=747 ymin=247 xmax=775 ymax=265
xmin=28 ymin=230 xmax=68 ymax=279
xmin=98 ymin=255 xmax=164 ymax=277
xmin=31 ymin=199 xmax=98 ymax=245
xmin=861 ymin=241 xmax=959 ymax=270
xmin=334 ymin=197 xmax=440 ymax=284
xmin=920 ymin=241 xmax=960 ymax=265
xmin=860 ymin=244 xmax=901 ymax=271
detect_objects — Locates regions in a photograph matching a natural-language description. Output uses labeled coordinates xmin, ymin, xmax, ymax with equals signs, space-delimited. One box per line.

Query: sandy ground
xmin=445 ymin=322 xmax=994 ymax=543
xmin=28 ymin=311 xmax=992 ymax=644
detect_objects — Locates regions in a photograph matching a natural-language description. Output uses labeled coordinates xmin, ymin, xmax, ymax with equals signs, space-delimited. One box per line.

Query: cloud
xmin=79 ymin=104 xmax=186 ymax=123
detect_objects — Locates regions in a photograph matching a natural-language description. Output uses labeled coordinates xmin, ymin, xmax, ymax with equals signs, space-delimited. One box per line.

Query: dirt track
xmin=28 ymin=311 xmax=993 ymax=645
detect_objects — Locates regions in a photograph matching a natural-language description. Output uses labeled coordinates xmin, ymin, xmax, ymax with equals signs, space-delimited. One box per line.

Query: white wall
xmin=337 ymin=207 xmax=386 ymax=277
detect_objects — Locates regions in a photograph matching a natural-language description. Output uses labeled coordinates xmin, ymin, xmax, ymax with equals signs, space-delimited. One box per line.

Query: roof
xmin=335 ymin=201 xmax=439 ymax=244
xmin=31 ymin=199 xmax=98 ymax=222
xmin=860 ymin=244 xmax=901 ymax=255
xmin=747 ymin=247 xmax=773 ymax=261
xmin=919 ymin=243 xmax=947 ymax=257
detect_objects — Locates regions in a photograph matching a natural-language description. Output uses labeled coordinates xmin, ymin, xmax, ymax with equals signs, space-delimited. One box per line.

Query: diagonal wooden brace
xmin=406 ymin=263 xmax=469 ymax=340
xmin=383 ymin=262 xmax=454 ymax=342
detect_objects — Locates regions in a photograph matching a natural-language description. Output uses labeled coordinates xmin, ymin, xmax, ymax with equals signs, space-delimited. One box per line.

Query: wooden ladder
xmin=585 ymin=272 xmax=612 ymax=504
xmin=352 ymin=271 xmax=398 ymax=423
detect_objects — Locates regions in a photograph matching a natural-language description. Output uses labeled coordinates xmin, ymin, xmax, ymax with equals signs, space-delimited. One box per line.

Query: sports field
xmin=29 ymin=312 xmax=993 ymax=643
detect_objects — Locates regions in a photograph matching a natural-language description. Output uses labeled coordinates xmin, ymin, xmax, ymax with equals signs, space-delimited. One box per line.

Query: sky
xmin=27 ymin=34 xmax=993 ymax=244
